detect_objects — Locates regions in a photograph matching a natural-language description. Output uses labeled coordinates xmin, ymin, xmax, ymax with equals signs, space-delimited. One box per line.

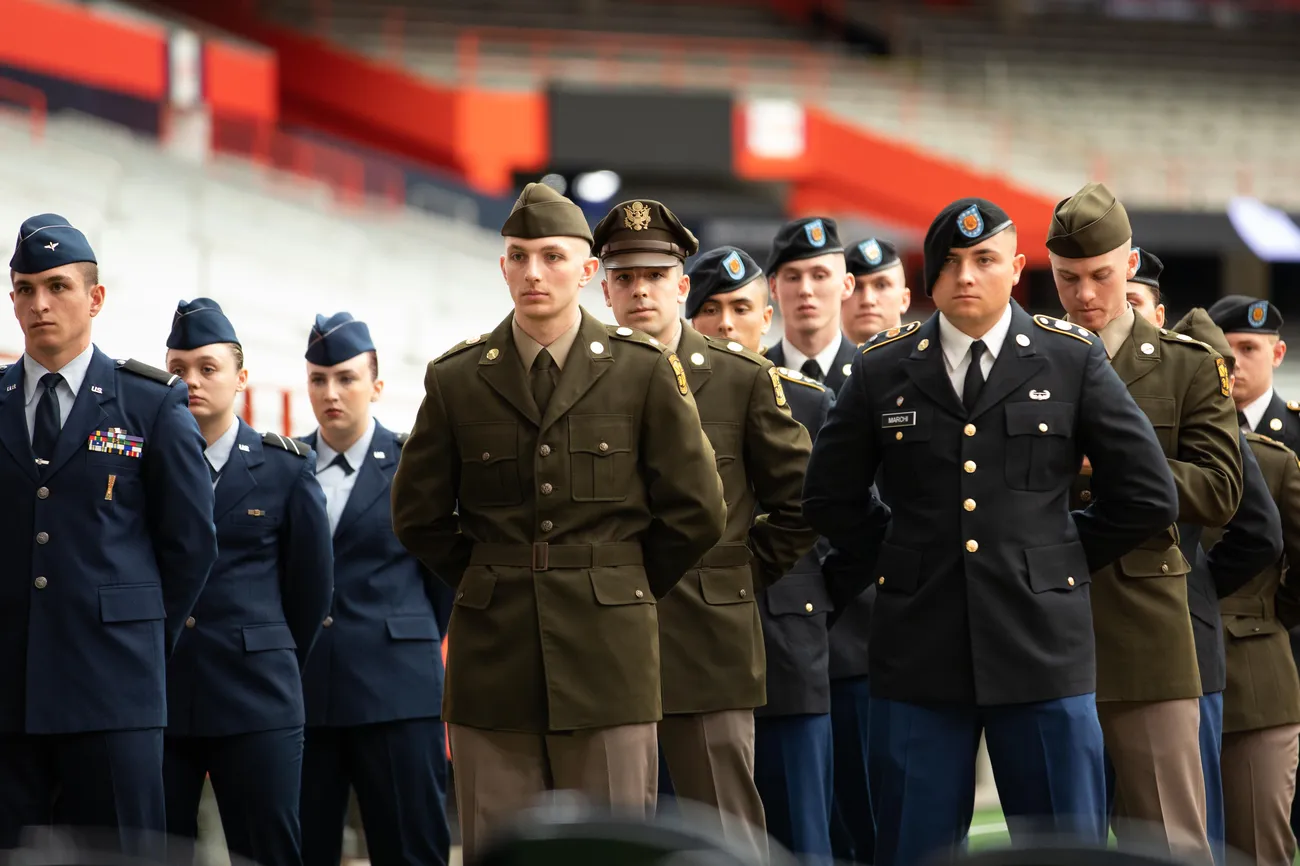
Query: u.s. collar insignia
xmin=861 ymin=239 xmax=882 ymax=265
xmin=624 ymin=201 xmax=652 ymax=231
xmin=957 ymin=205 xmax=983 ymax=239
xmin=768 ymin=367 xmax=787 ymax=408
xmin=1216 ymin=357 xmax=1231 ymax=397
xmin=90 ymin=385 xmax=103 ymax=394
xmin=722 ymin=250 xmax=746 ymax=281
xmin=1248 ymin=300 xmax=1269 ymax=328
xmin=667 ymin=353 xmax=689 ymax=396
xmin=804 ymin=219 xmax=827 ymax=247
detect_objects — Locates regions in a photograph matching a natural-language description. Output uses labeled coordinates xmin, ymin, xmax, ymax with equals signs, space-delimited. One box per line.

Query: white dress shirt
xmin=314 ymin=417 xmax=376 ymax=534
xmin=23 ymin=343 xmax=94 ymax=441
xmin=937 ymin=304 xmax=1013 ymax=401
xmin=204 ymin=419 xmax=240 ymax=488
xmin=781 ymin=334 xmax=844 ymax=381
xmin=1240 ymin=389 xmax=1274 ymax=433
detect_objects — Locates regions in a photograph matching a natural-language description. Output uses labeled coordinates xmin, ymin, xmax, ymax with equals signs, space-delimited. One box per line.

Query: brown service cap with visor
xmin=591 ymin=199 xmax=699 ymax=269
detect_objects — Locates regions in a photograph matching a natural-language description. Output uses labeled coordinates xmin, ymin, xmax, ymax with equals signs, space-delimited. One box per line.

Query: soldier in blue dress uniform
xmin=803 ymin=198 xmax=1181 ymax=866
xmin=162 ymin=298 xmax=334 ymax=866
xmin=687 ymin=245 xmax=838 ymax=864
xmin=0 ymin=215 xmax=218 ymax=854
xmin=297 ymin=313 xmax=453 ymax=866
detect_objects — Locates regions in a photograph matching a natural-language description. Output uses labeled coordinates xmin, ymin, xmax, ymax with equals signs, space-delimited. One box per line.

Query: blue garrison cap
xmin=167 ymin=298 xmax=240 ymax=350
xmin=9 ymin=213 xmax=97 ymax=273
xmin=306 ymin=312 xmax=374 ymax=366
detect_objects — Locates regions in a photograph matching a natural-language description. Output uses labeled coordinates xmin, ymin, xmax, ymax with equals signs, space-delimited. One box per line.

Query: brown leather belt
xmin=1220 ymin=596 xmax=1275 ymax=619
xmin=470 ymin=542 xmax=643 ymax=572
xmin=697 ymin=543 xmax=753 ymax=568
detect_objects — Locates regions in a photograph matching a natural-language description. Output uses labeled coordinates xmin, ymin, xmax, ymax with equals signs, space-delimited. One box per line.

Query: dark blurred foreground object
xmin=0 ymin=826 xmax=266 ymax=866
xmin=468 ymin=795 xmax=804 ymax=866
xmin=926 ymin=836 xmax=1258 ymax=866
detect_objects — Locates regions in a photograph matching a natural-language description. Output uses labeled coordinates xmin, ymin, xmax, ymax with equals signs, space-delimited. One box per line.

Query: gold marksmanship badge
xmin=624 ymin=201 xmax=652 ymax=231
xmin=1216 ymin=357 xmax=1231 ymax=398
xmin=768 ymin=367 xmax=788 ymax=408
xmin=668 ymin=353 xmax=690 ymax=396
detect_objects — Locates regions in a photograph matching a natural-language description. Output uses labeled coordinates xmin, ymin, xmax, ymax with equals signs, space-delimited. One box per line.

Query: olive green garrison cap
xmin=501 ymin=181 xmax=594 ymax=246
xmin=1046 ymin=182 xmax=1132 ymax=259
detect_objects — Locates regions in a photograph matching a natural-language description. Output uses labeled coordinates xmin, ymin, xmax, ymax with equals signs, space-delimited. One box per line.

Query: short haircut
xmin=9 ymin=262 xmax=98 ymax=289
xmin=226 ymin=343 xmax=244 ymax=371
xmin=366 ymin=350 xmax=379 ymax=381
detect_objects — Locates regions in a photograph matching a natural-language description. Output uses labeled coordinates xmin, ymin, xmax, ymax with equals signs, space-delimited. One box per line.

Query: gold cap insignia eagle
xmin=624 ymin=202 xmax=652 ymax=231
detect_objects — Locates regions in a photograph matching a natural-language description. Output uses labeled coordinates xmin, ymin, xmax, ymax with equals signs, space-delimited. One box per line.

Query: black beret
xmin=1208 ymin=294 xmax=1284 ymax=335
xmin=685 ymin=247 xmax=763 ymax=320
xmin=1129 ymin=247 xmax=1163 ymax=291
xmin=10 ymin=213 xmax=97 ymax=273
xmin=167 ymin=298 xmax=240 ymax=350
xmin=766 ymin=217 xmax=843 ymax=275
xmin=846 ymin=237 xmax=901 ymax=277
xmin=306 ymin=312 xmax=376 ymax=366
xmin=592 ymin=200 xmax=699 ymax=269
xmin=922 ymin=198 xmax=1013 ymax=296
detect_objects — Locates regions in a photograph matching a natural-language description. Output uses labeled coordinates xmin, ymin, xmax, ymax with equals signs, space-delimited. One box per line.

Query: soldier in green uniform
xmin=1048 ymin=181 xmax=1242 ymax=859
xmin=389 ymin=182 xmax=727 ymax=862
xmin=591 ymin=200 xmax=818 ymax=859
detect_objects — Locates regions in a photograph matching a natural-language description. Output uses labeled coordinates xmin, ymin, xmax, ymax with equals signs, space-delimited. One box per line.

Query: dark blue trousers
xmin=299 ymin=718 xmax=450 ymax=866
xmin=869 ymin=694 xmax=1107 ymax=866
xmin=830 ymin=675 xmax=874 ymax=865
xmin=1199 ymin=692 xmax=1225 ymax=865
xmin=755 ymin=713 xmax=833 ymax=864
xmin=165 ymin=726 xmax=304 ymax=866
xmin=0 ymin=729 xmax=164 ymax=857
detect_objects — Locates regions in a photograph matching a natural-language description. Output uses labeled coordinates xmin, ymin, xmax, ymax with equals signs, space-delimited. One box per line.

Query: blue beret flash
xmin=9 ymin=213 xmax=97 ymax=274
xmin=306 ymin=312 xmax=376 ymax=366
xmin=167 ymin=298 xmax=241 ymax=350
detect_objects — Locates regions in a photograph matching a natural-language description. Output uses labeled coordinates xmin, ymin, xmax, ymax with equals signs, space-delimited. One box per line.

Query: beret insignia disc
xmin=1249 ymin=301 xmax=1269 ymax=328
xmin=723 ymin=251 xmax=746 ymax=281
xmin=862 ymin=239 xmax=883 ymax=265
xmin=804 ymin=219 xmax=827 ymax=247
xmin=957 ymin=205 xmax=984 ymax=239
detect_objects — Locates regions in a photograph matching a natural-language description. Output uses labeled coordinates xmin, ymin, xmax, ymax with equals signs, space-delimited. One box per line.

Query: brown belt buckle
xmin=532 ymin=542 xmax=549 ymax=571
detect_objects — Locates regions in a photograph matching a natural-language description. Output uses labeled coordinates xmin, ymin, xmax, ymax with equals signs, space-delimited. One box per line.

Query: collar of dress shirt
xmin=937 ymin=303 xmax=1013 ymax=372
xmin=24 ymin=342 xmax=94 ymax=407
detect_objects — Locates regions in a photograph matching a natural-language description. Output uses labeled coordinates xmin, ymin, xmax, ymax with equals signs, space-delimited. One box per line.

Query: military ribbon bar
xmin=87 ymin=427 xmax=144 ymax=458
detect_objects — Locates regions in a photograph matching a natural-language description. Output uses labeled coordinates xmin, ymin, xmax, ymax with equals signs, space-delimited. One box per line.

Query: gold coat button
xmin=739 ymin=589 xmax=747 ymax=598
xmin=1080 ymin=490 xmax=1093 ymax=503
xmin=805 ymin=602 xmax=814 ymax=613
xmin=35 ymin=531 xmax=48 ymax=544
xmin=185 ymin=616 xmax=196 ymax=628
xmin=895 ymin=432 xmax=903 ymax=441
xmin=539 ymin=444 xmax=551 ymax=457
xmin=481 ymin=452 xmax=491 ymax=462
xmin=598 ymin=442 xmax=609 ymax=452
xmin=1160 ymin=563 xmax=1169 ymax=574
xmin=877 ymin=576 xmax=885 ymax=585
xmin=1067 ymin=577 xmax=1075 ymax=587
xmin=965 ymin=539 xmax=979 ymax=553
xmin=964 ymin=424 xmax=976 ymax=437
xmin=323 ymin=616 xmax=334 ymax=627
xmin=964 ymin=461 xmax=977 ymax=473
xmin=541 ymin=483 xmax=553 ymax=495
xmin=34 ymin=576 xmax=47 ymax=590
xmin=1038 ymin=423 xmax=1048 ymax=433
xmin=635 ymin=590 xmax=644 ymax=599
xmin=963 ymin=499 xmax=976 ymax=512
xmin=541 ymin=520 xmax=554 ymax=532
xmin=36 ymin=487 xmax=49 ymax=499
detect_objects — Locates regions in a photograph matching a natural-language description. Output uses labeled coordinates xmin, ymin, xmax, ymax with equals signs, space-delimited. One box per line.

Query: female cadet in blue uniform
xmin=162 ymin=298 xmax=334 ymax=866
xmin=297 ymin=313 xmax=453 ymax=866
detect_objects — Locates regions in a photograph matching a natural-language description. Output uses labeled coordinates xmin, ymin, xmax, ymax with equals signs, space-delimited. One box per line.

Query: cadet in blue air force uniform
xmin=162 ymin=298 xmax=334 ymax=866
xmin=297 ymin=313 xmax=453 ymax=866
xmin=0 ymin=216 xmax=218 ymax=853
xmin=803 ymin=199 xmax=1180 ymax=866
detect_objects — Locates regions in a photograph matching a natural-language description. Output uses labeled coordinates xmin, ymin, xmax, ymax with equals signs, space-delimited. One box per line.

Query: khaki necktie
xmin=531 ymin=348 xmax=557 ymax=414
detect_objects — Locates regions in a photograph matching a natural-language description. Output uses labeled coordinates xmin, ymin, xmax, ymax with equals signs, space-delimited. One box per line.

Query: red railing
xmin=0 ymin=76 xmax=47 ymax=139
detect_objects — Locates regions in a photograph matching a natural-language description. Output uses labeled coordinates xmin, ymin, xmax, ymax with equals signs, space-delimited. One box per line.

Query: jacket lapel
xmin=970 ymin=303 xmax=1047 ymax=420
xmin=539 ymin=310 xmax=614 ymax=431
xmin=1109 ymin=313 xmax=1162 ymax=388
xmin=335 ymin=423 xmax=397 ymax=540
xmin=1258 ymin=392 xmax=1288 ymax=436
xmin=825 ymin=336 xmax=857 ymax=391
xmin=0 ymin=360 xmax=37 ymax=482
xmin=213 ymin=421 xmax=263 ymax=522
xmin=476 ymin=314 xmax=540 ymax=427
xmin=677 ymin=325 xmax=712 ymax=396
xmin=47 ymin=349 xmax=114 ymax=479
xmin=763 ymin=341 xmax=783 ymax=367
xmin=900 ymin=315 xmax=966 ymax=420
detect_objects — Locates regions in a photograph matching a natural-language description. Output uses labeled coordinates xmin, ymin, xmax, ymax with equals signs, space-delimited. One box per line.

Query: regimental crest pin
xmin=668 ymin=353 xmax=690 ymax=396
xmin=1248 ymin=300 xmax=1269 ymax=328
xmin=722 ymin=251 xmax=746 ymax=281
xmin=861 ymin=239 xmax=883 ymax=265
xmin=768 ymin=367 xmax=787 ymax=408
xmin=804 ymin=219 xmax=827 ymax=247
xmin=957 ymin=205 xmax=984 ymax=239
xmin=624 ymin=201 xmax=652 ymax=231
xmin=1216 ymin=357 xmax=1231 ymax=397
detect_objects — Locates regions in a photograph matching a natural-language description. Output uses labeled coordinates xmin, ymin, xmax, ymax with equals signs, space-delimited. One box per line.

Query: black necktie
xmin=531 ymin=349 xmax=557 ymax=414
xmin=207 ymin=458 xmax=220 ymax=483
xmin=963 ymin=341 xmax=987 ymax=414
xmin=800 ymin=359 xmax=824 ymax=383
xmin=328 ymin=453 xmax=355 ymax=476
xmin=32 ymin=372 xmax=64 ymax=468
xmin=1237 ymin=411 xmax=1249 ymax=429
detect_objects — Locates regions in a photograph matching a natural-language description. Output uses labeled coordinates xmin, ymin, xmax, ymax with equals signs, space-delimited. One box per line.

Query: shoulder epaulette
xmin=117 ymin=358 xmax=180 ymax=386
xmin=1246 ymin=431 xmax=1289 ymax=450
xmin=1287 ymin=400 xmax=1300 ymax=413
xmin=1031 ymin=315 xmax=1097 ymax=346
xmin=703 ymin=335 xmax=767 ymax=367
xmin=607 ymin=324 xmax=667 ymax=352
xmin=395 ymin=432 xmax=410 ymax=448
xmin=773 ymin=366 xmax=827 ymax=392
xmin=861 ymin=321 xmax=921 ymax=355
xmin=434 ymin=334 xmax=490 ymax=364
xmin=1158 ymin=328 xmax=1214 ymax=353
xmin=0 ymin=365 xmax=7 ymax=373
xmin=263 ymin=431 xmax=310 ymax=457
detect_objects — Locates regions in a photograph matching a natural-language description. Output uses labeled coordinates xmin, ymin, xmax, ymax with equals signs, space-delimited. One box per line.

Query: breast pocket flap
xmin=454 ymin=568 xmax=498 ymax=610
xmin=1005 ymin=401 xmax=1074 ymax=437
xmin=766 ymin=574 xmax=833 ymax=616
xmin=590 ymin=567 xmax=655 ymax=605
xmin=99 ymin=583 xmax=165 ymax=623
xmin=458 ymin=421 xmax=518 ymax=465
xmin=569 ymin=415 xmax=633 ymax=456
xmin=700 ymin=565 xmax=755 ymax=605
xmin=1224 ymin=617 xmax=1284 ymax=639
xmin=1024 ymin=541 xmax=1091 ymax=593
